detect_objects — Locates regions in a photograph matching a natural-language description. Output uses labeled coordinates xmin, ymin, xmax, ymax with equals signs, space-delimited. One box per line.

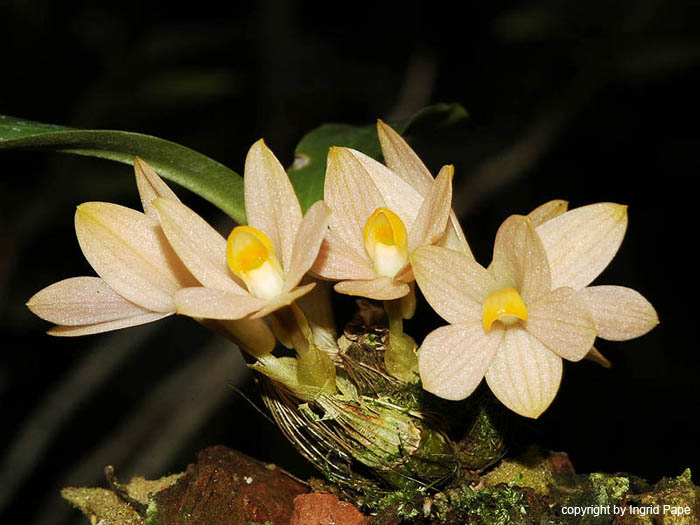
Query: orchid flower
xmin=26 ymin=159 xmax=276 ymax=354
xmin=310 ymin=145 xmax=453 ymax=382
xmin=412 ymin=203 xmax=658 ymax=418
xmin=152 ymin=140 xmax=335 ymax=394
xmin=152 ymin=140 xmax=329 ymax=325
xmin=26 ymin=159 xmax=197 ymax=336
xmin=312 ymin=146 xmax=453 ymax=302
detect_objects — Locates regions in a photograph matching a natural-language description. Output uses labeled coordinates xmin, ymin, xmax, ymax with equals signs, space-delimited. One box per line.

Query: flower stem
xmin=383 ymin=298 xmax=418 ymax=383
xmin=271 ymin=304 xmax=336 ymax=393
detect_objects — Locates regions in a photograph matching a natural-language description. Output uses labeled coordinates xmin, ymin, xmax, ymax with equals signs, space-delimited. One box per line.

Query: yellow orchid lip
xmin=363 ymin=207 xmax=409 ymax=278
xmin=227 ymin=226 xmax=284 ymax=300
xmin=482 ymin=287 xmax=528 ymax=331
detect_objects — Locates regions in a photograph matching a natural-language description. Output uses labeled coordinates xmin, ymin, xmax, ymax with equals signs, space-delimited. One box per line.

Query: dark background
xmin=1 ymin=1 xmax=697 ymax=523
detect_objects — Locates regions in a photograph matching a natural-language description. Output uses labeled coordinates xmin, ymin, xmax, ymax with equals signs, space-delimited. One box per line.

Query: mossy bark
xmin=62 ymin=446 xmax=699 ymax=525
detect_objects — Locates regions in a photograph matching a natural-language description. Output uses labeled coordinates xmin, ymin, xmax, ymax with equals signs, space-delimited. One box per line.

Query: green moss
xmin=142 ymin=499 xmax=159 ymax=525
xmin=454 ymin=392 xmax=507 ymax=471
xmin=62 ymin=487 xmax=142 ymax=525
xmin=431 ymin=483 xmax=530 ymax=524
xmin=369 ymin=485 xmax=425 ymax=520
xmin=589 ymin=473 xmax=630 ymax=501
xmin=482 ymin=449 xmax=554 ymax=494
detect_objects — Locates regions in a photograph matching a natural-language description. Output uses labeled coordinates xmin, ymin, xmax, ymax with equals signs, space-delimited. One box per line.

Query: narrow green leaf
xmin=288 ymin=103 xmax=468 ymax=212
xmin=0 ymin=115 xmax=246 ymax=224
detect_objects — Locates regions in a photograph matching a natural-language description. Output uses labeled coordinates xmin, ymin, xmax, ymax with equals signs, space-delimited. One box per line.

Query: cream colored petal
xmin=412 ymin=245 xmax=496 ymax=324
xmin=579 ymin=285 xmax=658 ymax=341
xmin=439 ymin=212 xmax=475 ymax=258
xmin=134 ymin=157 xmax=180 ymax=218
xmin=47 ymin=312 xmax=172 ymax=337
xmin=334 ymin=278 xmax=409 ymax=300
xmin=284 ymin=201 xmax=330 ymax=292
xmin=376 ymin=120 xmax=433 ymax=194
xmin=296 ymin=280 xmax=338 ymax=353
xmin=485 ymin=327 xmax=562 ymax=419
xmin=418 ymin=321 xmax=504 ymax=401
xmin=376 ymin=121 xmax=474 ymax=258
xmin=152 ymin=197 xmax=245 ymax=294
xmin=536 ymin=203 xmax=628 ymax=290
xmin=348 ymin=148 xmax=424 ymax=227
xmin=400 ymin=283 xmax=417 ymax=319
xmin=527 ymin=199 xmax=568 ymax=227
xmin=526 ymin=287 xmax=597 ymax=362
xmin=395 ymin=262 xmax=414 ymax=283
xmin=408 ymin=165 xmax=453 ymax=252
xmin=214 ymin=318 xmax=276 ymax=358
xmin=490 ymin=215 xmax=551 ymax=304
xmin=324 ymin=147 xmax=386 ymax=259
xmin=585 ymin=346 xmax=612 ymax=368
xmin=27 ymin=276 xmax=152 ymax=325
xmin=311 ymin=229 xmax=375 ymax=281
xmin=251 ymin=283 xmax=316 ymax=319
xmin=75 ymin=202 xmax=193 ymax=312
xmin=245 ymin=139 xmax=303 ymax=271
xmin=267 ymin=314 xmax=294 ymax=349
xmin=174 ymin=287 xmax=267 ymax=319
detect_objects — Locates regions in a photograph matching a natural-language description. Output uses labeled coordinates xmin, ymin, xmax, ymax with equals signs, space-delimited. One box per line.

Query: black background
xmin=1 ymin=1 xmax=697 ymax=524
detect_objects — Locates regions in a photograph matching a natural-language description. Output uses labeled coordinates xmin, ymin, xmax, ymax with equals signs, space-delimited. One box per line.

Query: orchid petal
xmin=334 ymin=277 xmax=409 ymax=300
xmin=311 ymin=229 xmax=376 ymax=280
xmin=134 ymin=157 xmax=180 ymax=219
xmin=485 ymin=327 xmax=562 ymax=419
xmin=245 ymin=139 xmax=303 ymax=271
xmin=284 ymin=201 xmax=330 ymax=292
xmin=527 ymin=199 xmax=568 ymax=227
xmin=579 ymin=285 xmax=659 ymax=341
xmin=490 ymin=215 xmax=551 ymax=304
xmin=439 ymin=211 xmax=474 ymax=258
xmin=412 ymin=245 xmax=496 ymax=324
xmin=153 ymin=197 xmax=246 ymax=295
xmin=526 ymin=287 xmax=597 ymax=362
xmin=214 ymin=318 xmax=276 ymax=357
xmin=376 ymin=121 xmax=473 ymax=257
xmin=408 ymin=164 xmax=453 ymax=252
xmin=585 ymin=346 xmax=612 ymax=368
xmin=376 ymin=120 xmax=433 ymax=194
xmin=75 ymin=202 xmax=193 ymax=312
xmin=47 ymin=312 xmax=172 ymax=337
xmin=296 ymin=281 xmax=338 ymax=353
xmin=348 ymin=148 xmax=424 ymax=227
xmin=418 ymin=321 xmax=504 ymax=401
xmin=27 ymin=276 xmax=151 ymax=325
xmin=174 ymin=287 xmax=267 ymax=319
xmin=536 ymin=203 xmax=628 ymax=290
xmin=251 ymin=283 xmax=316 ymax=319
xmin=324 ymin=147 xmax=385 ymax=259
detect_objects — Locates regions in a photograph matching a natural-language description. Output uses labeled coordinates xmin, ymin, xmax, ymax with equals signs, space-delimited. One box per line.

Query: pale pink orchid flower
xmin=152 ymin=140 xmax=330 ymax=325
xmin=412 ymin=203 xmax=658 ymax=419
xmin=26 ymin=159 xmax=199 ymax=336
xmin=311 ymin=146 xmax=453 ymax=301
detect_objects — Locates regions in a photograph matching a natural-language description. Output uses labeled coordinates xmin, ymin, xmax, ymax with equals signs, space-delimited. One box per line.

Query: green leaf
xmin=0 ymin=115 xmax=246 ymax=224
xmin=288 ymin=103 xmax=468 ymax=212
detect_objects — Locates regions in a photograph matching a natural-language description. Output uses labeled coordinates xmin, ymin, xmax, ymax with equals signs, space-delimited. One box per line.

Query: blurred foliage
xmin=0 ymin=115 xmax=246 ymax=223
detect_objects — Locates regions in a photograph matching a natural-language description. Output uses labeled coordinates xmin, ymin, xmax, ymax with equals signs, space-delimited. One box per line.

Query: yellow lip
xmin=227 ymin=226 xmax=284 ymax=299
xmin=363 ymin=207 xmax=408 ymax=278
xmin=482 ymin=287 xmax=528 ymax=331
